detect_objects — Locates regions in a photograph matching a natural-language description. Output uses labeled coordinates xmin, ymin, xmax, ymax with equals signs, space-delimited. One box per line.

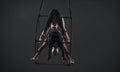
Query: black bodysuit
xmin=47 ymin=24 xmax=65 ymax=60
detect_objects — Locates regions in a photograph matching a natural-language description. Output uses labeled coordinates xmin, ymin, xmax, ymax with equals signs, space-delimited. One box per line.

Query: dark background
xmin=0 ymin=0 xmax=120 ymax=72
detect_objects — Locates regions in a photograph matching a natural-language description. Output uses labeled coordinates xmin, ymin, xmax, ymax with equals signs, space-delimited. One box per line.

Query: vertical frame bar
xmin=34 ymin=0 xmax=44 ymax=54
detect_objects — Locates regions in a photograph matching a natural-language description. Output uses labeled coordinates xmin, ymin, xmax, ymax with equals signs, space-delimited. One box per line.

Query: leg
xmin=48 ymin=41 xmax=54 ymax=60
xmin=63 ymin=43 xmax=74 ymax=64
xmin=58 ymin=42 xmax=66 ymax=60
xmin=32 ymin=41 xmax=48 ymax=61
xmin=52 ymin=43 xmax=59 ymax=56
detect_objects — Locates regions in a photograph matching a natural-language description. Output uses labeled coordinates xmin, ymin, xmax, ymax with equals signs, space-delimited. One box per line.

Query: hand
xmin=39 ymin=34 xmax=45 ymax=41
xmin=63 ymin=35 xmax=70 ymax=43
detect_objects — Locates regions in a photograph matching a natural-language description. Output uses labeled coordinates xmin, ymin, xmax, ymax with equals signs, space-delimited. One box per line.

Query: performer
xmin=32 ymin=9 xmax=74 ymax=64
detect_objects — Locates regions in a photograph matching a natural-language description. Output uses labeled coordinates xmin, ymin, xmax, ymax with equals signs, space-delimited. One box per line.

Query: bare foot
xmin=31 ymin=56 xmax=39 ymax=64
xmin=70 ymin=59 xmax=74 ymax=64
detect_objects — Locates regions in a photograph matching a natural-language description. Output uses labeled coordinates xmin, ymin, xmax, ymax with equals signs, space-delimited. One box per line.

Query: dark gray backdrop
xmin=0 ymin=0 xmax=120 ymax=72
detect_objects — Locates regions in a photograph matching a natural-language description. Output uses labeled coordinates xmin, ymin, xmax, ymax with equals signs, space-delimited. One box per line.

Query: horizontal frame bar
xmin=35 ymin=39 xmax=71 ymax=44
xmin=39 ymin=14 xmax=72 ymax=19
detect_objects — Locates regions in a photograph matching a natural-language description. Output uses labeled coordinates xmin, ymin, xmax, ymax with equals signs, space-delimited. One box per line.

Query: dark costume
xmin=48 ymin=26 xmax=65 ymax=60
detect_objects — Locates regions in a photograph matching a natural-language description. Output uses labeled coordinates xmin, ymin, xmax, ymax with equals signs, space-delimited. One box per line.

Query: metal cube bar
xmin=35 ymin=39 xmax=71 ymax=44
xmin=40 ymin=14 xmax=72 ymax=19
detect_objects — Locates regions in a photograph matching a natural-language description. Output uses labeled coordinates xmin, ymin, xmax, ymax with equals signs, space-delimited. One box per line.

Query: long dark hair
xmin=43 ymin=9 xmax=65 ymax=35
xmin=49 ymin=9 xmax=61 ymax=21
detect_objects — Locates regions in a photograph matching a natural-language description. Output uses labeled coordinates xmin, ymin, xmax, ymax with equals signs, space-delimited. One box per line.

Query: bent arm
xmin=39 ymin=18 xmax=51 ymax=41
xmin=62 ymin=18 xmax=70 ymax=42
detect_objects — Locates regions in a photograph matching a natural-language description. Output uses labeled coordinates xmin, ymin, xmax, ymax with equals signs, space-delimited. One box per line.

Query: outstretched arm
xmin=61 ymin=17 xmax=70 ymax=42
xmin=39 ymin=18 xmax=51 ymax=41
